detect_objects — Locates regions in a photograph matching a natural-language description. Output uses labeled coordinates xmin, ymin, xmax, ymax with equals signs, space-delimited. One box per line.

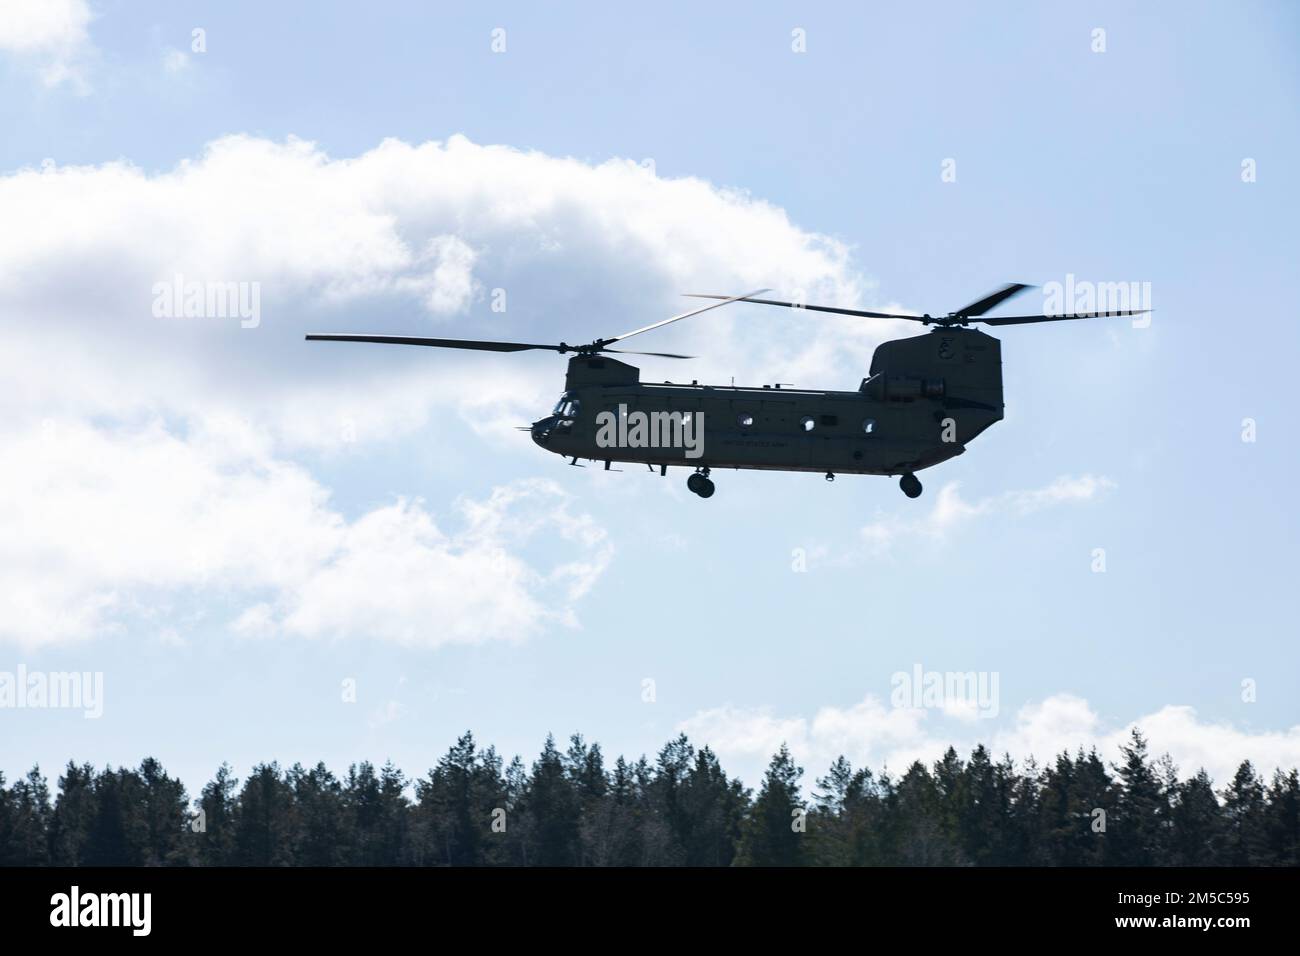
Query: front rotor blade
xmin=305 ymin=333 xmax=563 ymax=352
xmin=977 ymin=309 xmax=1150 ymax=326
xmin=684 ymin=293 xmax=927 ymax=322
xmin=602 ymin=348 xmax=695 ymax=359
xmin=952 ymin=282 xmax=1033 ymax=317
xmin=600 ymin=288 xmax=770 ymax=345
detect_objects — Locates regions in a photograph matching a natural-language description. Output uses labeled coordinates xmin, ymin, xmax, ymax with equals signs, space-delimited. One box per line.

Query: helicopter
xmin=306 ymin=283 xmax=1148 ymax=499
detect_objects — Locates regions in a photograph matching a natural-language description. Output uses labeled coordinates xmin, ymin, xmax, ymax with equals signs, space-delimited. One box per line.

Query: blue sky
xmin=2 ymin=0 xmax=1298 ymax=794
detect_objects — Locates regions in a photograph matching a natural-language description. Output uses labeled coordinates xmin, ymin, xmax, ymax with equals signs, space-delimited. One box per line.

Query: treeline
xmin=1 ymin=730 xmax=1297 ymax=866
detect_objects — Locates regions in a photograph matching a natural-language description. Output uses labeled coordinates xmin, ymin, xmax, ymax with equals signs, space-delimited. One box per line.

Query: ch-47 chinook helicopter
xmin=307 ymin=283 xmax=1147 ymax=499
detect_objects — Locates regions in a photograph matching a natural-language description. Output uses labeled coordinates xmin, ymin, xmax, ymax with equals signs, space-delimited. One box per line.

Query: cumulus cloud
xmin=0 ymin=415 xmax=611 ymax=647
xmin=859 ymin=474 xmax=1116 ymax=555
xmin=678 ymin=692 xmax=1300 ymax=789
xmin=0 ymin=0 xmax=93 ymax=89
xmin=0 ymin=133 xmax=864 ymax=322
xmin=0 ymin=134 xmax=875 ymax=449
xmin=0 ymin=133 xmax=879 ymax=646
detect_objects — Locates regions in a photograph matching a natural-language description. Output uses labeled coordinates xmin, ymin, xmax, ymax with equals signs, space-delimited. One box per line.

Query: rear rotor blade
xmin=683 ymin=293 xmax=927 ymax=322
xmin=305 ymin=333 xmax=565 ymax=352
xmin=952 ymin=282 xmax=1033 ymax=318
xmin=977 ymin=309 xmax=1150 ymax=326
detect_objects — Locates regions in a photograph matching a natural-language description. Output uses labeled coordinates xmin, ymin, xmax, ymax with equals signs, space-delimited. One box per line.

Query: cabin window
xmin=737 ymin=413 xmax=754 ymax=428
xmin=800 ymin=416 xmax=816 ymax=432
xmin=862 ymin=418 xmax=876 ymax=435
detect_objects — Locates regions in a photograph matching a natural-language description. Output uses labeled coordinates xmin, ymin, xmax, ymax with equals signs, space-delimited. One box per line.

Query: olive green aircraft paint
xmin=536 ymin=327 xmax=1002 ymax=483
xmin=306 ymin=283 xmax=1147 ymax=499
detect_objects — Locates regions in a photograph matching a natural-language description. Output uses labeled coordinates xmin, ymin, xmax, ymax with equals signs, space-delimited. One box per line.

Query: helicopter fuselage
xmin=531 ymin=327 xmax=1005 ymax=487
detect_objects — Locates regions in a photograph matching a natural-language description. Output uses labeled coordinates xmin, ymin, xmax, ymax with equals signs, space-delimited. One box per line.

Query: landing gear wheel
xmin=687 ymin=472 xmax=715 ymax=498
xmin=900 ymin=473 xmax=922 ymax=499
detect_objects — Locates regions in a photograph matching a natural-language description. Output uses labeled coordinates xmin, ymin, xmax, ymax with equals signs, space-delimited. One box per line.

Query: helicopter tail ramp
xmin=868 ymin=327 xmax=1004 ymax=447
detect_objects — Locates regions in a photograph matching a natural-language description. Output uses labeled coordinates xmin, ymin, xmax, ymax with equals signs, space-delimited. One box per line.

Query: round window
xmin=862 ymin=418 xmax=877 ymax=435
xmin=800 ymin=416 xmax=816 ymax=432
xmin=737 ymin=413 xmax=754 ymax=428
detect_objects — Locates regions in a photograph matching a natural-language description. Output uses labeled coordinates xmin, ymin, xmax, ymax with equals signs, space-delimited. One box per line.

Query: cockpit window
xmin=552 ymin=393 xmax=581 ymax=418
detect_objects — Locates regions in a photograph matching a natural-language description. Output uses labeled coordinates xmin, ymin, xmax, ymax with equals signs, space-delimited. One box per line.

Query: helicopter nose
xmin=531 ymin=417 xmax=553 ymax=446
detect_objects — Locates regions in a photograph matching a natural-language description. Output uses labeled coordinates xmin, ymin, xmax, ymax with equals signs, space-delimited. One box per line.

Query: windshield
xmin=552 ymin=393 xmax=580 ymax=418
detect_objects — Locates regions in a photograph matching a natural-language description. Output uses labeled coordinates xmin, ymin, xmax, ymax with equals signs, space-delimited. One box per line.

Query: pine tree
xmin=589 ymin=755 xmax=644 ymax=866
xmin=232 ymin=763 xmax=297 ymax=865
xmin=137 ymin=758 xmax=190 ymax=865
xmin=1221 ymin=760 xmax=1269 ymax=865
xmin=634 ymin=752 xmax=675 ymax=865
xmin=643 ymin=733 xmax=694 ymax=864
xmin=194 ymin=763 xmax=238 ymax=865
xmin=501 ymin=754 xmax=529 ymax=865
xmin=474 ymin=746 xmax=511 ymax=865
xmin=1038 ymin=752 xmax=1076 ymax=864
xmin=289 ymin=762 xmax=350 ymax=865
xmin=736 ymin=744 xmax=806 ymax=866
xmin=810 ymin=756 xmax=882 ymax=866
xmin=19 ymin=768 xmax=53 ymax=865
xmin=414 ymin=732 xmax=507 ymax=866
xmin=1111 ymin=730 xmax=1168 ymax=865
xmin=85 ymin=767 xmax=148 ymax=866
xmin=932 ymin=747 xmax=967 ymax=862
xmin=680 ymin=746 xmax=748 ymax=866
xmin=520 ymin=735 xmax=581 ymax=866
xmin=956 ymin=747 xmax=1016 ymax=866
xmin=882 ymin=761 xmax=959 ymax=865
xmin=1072 ymin=748 xmax=1117 ymax=865
xmin=1263 ymin=769 xmax=1300 ymax=866
xmin=47 ymin=762 xmax=97 ymax=865
xmin=1005 ymin=756 xmax=1044 ymax=865
xmin=345 ymin=761 xmax=409 ymax=866
xmin=565 ymin=734 xmax=610 ymax=866
xmin=0 ymin=767 xmax=52 ymax=865
xmin=1169 ymin=769 xmax=1223 ymax=865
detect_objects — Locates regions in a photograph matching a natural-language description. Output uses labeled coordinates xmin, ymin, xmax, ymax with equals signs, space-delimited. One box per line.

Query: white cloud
xmin=273 ymin=478 xmax=612 ymax=646
xmin=1 ymin=133 xmax=874 ymax=646
xmin=678 ymin=692 xmax=1300 ymax=789
xmin=405 ymin=235 xmax=479 ymax=315
xmin=0 ymin=133 xmax=863 ymax=315
xmin=0 ymin=134 xmax=872 ymax=444
xmin=0 ymin=0 xmax=93 ymax=89
xmin=859 ymin=474 xmax=1115 ymax=555
xmin=0 ymin=416 xmax=610 ymax=647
